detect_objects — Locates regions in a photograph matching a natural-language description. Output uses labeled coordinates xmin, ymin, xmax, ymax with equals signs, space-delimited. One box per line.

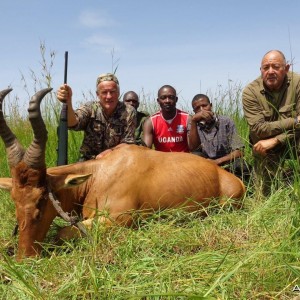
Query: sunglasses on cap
xmin=96 ymin=73 xmax=119 ymax=87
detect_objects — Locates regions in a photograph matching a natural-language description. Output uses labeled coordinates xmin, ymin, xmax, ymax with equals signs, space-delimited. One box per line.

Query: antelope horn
xmin=0 ymin=88 xmax=25 ymax=167
xmin=23 ymin=88 xmax=53 ymax=169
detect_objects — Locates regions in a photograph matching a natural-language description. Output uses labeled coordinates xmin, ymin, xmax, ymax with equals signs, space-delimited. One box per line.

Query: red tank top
xmin=151 ymin=109 xmax=189 ymax=152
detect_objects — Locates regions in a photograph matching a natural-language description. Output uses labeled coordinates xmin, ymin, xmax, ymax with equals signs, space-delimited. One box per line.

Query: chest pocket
xmin=278 ymin=103 xmax=295 ymax=118
xmin=92 ymin=120 xmax=106 ymax=133
xmin=112 ymin=124 xmax=123 ymax=136
xmin=262 ymin=103 xmax=295 ymax=121
xmin=110 ymin=116 xmax=125 ymax=135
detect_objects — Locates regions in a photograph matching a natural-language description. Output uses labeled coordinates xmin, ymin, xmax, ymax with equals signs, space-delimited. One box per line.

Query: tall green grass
xmin=1 ymin=189 xmax=300 ymax=299
xmin=1 ymin=45 xmax=300 ymax=299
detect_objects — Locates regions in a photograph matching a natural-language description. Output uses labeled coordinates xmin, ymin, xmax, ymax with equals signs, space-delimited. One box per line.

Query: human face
xmin=260 ymin=51 xmax=290 ymax=91
xmin=123 ymin=93 xmax=139 ymax=110
xmin=97 ymin=81 xmax=120 ymax=116
xmin=192 ymin=98 xmax=212 ymax=113
xmin=157 ymin=87 xmax=177 ymax=113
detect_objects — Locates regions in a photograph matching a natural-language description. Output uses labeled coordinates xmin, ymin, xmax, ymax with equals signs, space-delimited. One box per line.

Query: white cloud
xmin=79 ymin=10 xmax=117 ymax=28
xmin=83 ymin=34 xmax=121 ymax=53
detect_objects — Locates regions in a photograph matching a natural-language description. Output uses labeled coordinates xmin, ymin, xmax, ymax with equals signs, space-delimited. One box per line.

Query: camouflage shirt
xmin=70 ymin=101 xmax=136 ymax=160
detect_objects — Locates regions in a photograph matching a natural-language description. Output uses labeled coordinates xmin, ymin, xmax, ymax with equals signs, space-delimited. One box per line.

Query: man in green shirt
xmin=242 ymin=50 xmax=300 ymax=196
xmin=123 ymin=91 xmax=149 ymax=145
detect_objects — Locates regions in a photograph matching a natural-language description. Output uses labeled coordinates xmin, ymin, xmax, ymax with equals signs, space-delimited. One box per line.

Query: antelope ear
xmin=47 ymin=173 xmax=92 ymax=191
xmin=64 ymin=174 xmax=92 ymax=187
xmin=0 ymin=178 xmax=12 ymax=191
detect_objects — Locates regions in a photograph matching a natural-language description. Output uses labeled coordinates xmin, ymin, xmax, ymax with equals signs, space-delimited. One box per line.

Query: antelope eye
xmin=33 ymin=209 xmax=41 ymax=220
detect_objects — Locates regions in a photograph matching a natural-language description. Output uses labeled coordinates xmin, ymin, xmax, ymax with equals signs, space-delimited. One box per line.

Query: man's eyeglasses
xmin=159 ymin=95 xmax=176 ymax=100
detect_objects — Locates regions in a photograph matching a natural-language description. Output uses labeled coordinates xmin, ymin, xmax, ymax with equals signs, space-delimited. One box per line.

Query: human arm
xmin=188 ymin=117 xmax=201 ymax=151
xmin=56 ymin=84 xmax=78 ymax=127
xmin=95 ymin=143 xmax=128 ymax=159
xmin=253 ymin=137 xmax=280 ymax=156
xmin=142 ymin=117 xmax=154 ymax=148
xmin=188 ymin=111 xmax=214 ymax=151
xmin=211 ymin=149 xmax=243 ymax=166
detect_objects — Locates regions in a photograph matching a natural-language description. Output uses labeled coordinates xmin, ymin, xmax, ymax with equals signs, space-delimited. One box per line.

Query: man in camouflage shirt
xmin=56 ymin=73 xmax=136 ymax=160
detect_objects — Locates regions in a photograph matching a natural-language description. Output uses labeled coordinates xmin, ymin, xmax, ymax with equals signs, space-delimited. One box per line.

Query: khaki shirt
xmin=242 ymin=71 xmax=300 ymax=146
xmin=71 ymin=101 xmax=136 ymax=160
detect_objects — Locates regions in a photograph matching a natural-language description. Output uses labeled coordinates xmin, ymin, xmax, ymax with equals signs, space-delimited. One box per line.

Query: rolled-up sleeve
xmin=69 ymin=102 xmax=93 ymax=131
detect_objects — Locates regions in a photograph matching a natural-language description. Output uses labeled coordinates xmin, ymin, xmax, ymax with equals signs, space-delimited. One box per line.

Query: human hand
xmin=192 ymin=110 xmax=214 ymax=124
xmin=207 ymin=158 xmax=222 ymax=165
xmin=253 ymin=138 xmax=280 ymax=156
xmin=56 ymin=84 xmax=72 ymax=104
xmin=95 ymin=149 xmax=113 ymax=159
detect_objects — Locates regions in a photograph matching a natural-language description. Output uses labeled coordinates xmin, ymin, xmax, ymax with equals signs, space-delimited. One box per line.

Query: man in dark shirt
xmin=188 ymin=93 xmax=250 ymax=180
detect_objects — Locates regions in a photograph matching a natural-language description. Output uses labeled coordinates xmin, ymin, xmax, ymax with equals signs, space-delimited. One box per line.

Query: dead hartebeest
xmin=0 ymin=88 xmax=246 ymax=259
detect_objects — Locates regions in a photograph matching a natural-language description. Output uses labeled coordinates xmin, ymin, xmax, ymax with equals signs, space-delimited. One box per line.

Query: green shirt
xmin=242 ymin=71 xmax=300 ymax=147
xmin=135 ymin=111 xmax=149 ymax=145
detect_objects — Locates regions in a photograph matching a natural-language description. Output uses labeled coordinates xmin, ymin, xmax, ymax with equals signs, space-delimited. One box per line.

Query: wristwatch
xmin=295 ymin=116 xmax=300 ymax=129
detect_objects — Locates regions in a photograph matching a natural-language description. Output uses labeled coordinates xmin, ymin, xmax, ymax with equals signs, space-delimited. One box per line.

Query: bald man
xmin=242 ymin=50 xmax=300 ymax=196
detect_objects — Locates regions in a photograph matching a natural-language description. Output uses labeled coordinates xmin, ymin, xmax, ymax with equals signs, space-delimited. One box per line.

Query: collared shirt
xmin=70 ymin=101 xmax=136 ymax=160
xmin=195 ymin=115 xmax=244 ymax=159
xmin=242 ymin=71 xmax=300 ymax=146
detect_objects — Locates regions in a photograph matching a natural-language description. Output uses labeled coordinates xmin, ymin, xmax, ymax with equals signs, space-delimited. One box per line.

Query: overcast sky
xmin=1 ymin=0 xmax=300 ymax=111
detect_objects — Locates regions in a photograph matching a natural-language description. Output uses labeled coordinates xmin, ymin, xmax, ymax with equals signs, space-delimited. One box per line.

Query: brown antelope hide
xmin=0 ymin=88 xmax=246 ymax=260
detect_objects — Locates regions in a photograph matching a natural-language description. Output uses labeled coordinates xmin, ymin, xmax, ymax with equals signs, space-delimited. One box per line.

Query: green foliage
xmin=1 ymin=192 xmax=300 ymax=299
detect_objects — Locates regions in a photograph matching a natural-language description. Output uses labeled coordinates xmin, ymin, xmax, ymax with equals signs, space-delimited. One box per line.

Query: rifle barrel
xmin=64 ymin=51 xmax=68 ymax=84
xmin=57 ymin=51 xmax=69 ymax=166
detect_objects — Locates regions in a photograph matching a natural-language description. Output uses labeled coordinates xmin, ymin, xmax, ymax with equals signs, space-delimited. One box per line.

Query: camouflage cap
xmin=96 ymin=73 xmax=119 ymax=87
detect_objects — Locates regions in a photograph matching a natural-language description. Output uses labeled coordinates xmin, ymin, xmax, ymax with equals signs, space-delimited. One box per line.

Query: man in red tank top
xmin=143 ymin=85 xmax=191 ymax=152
